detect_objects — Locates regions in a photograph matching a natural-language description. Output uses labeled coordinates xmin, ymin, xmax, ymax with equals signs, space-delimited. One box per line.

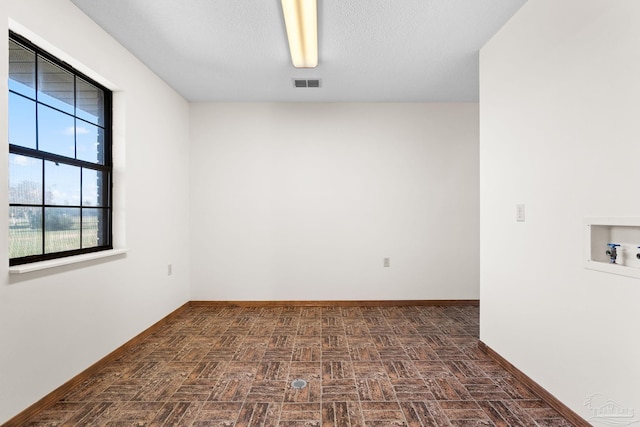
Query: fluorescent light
xmin=281 ymin=0 xmax=317 ymax=68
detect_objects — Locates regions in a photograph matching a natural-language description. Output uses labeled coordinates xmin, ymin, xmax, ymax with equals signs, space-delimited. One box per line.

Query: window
xmin=8 ymin=32 xmax=112 ymax=266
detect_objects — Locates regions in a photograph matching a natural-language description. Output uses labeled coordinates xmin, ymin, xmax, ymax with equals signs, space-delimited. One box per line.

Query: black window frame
xmin=8 ymin=31 xmax=113 ymax=266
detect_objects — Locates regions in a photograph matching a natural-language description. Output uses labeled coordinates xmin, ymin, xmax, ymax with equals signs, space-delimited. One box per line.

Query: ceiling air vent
xmin=293 ymin=79 xmax=321 ymax=88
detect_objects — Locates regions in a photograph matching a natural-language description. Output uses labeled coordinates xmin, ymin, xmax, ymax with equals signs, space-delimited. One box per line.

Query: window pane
xmin=9 ymin=92 xmax=37 ymax=149
xmin=37 ymin=56 xmax=74 ymax=114
xmin=45 ymin=161 xmax=80 ymax=206
xmin=38 ymin=104 xmax=75 ymax=158
xmin=76 ymin=121 xmax=105 ymax=164
xmin=82 ymin=208 xmax=106 ymax=248
xmin=76 ymin=78 xmax=105 ymax=126
xmin=82 ymin=169 xmax=107 ymax=207
xmin=9 ymin=40 xmax=36 ymax=98
xmin=44 ymin=208 xmax=80 ymax=253
xmin=9 ymin=206 xmax=43 ymax=258
xmin=9 ymin=154 xmax=42 ymax=204
xmin=9 ymin=33 xmax=112 ymax=265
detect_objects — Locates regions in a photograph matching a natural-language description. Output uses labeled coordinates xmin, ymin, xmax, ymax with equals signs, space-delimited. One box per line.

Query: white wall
xmin=480 ymin=0 xmax=640 ymax=421
xmin=0 ymin=1 xmax=191 ymax=423
xmin=190 ymin=103 xmax=479 ymax=301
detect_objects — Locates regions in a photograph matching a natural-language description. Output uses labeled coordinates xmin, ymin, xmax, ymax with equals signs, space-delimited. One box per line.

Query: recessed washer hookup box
xmin=584 ymin=217 xmax=640 ymax=279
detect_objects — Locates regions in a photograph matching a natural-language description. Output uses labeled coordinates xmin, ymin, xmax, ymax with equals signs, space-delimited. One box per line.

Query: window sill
xmin=8 ymin=248 xmax=128 ymax=274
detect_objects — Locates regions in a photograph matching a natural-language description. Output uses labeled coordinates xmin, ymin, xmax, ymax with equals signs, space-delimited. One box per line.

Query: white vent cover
xmin=293 ymin=79 xmax=321 ymax=88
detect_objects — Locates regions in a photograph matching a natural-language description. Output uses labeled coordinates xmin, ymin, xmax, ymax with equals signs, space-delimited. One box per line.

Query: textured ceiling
xmin=70 ymin=0 xmax=526 ymax=102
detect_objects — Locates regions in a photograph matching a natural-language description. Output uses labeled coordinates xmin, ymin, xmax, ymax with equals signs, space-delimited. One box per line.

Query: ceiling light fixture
xmin=281 ymin=0 xmax=317 ymax=68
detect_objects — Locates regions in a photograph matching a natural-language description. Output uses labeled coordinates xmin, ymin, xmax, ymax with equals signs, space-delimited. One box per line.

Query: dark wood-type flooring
xmin=25 ymin=305 xmax=574 ymax=426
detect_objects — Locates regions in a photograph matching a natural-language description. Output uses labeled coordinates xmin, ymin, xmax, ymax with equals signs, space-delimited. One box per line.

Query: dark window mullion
xmin=73 ymin=75 xmax=78 ymax=160
xmin=35 ymin=50 xmax=45 ymax=256
xmin=9 ymin=145 xmax=110 ymax=172
xmin=34 ymin=49 xmax=39 ymax=151
xmin=36 ymin=100 xmax=77 ymax=121
xmin=40 ymin=155 xmax=45 ymax=256
xmin=10 ymin=204 xmax=85 ymax=209
xmin=75 ymin=76 xmax=83 ymax=249
xmin=42 ymin=204 xmax=83 ymax=209
xmin=76 ymin=115 xmax=106 ymax=131
xmin=8 ymin=89 xmax=36 ymax=103
xmin=101 ymin=90 xmax=112 ymax=168
xmin=80 ymin=166 xmax=83 ymax=249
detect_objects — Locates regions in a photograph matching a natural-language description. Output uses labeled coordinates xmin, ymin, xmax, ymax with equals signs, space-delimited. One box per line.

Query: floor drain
xmin=291 ymin=379 xmax=307 ymax=389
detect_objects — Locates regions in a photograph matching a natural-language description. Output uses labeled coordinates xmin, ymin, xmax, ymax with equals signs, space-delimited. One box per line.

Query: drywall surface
xmin=1 ymin=1 xmax=190 ymax=423
xmin=480 ymin=0 xmax=640 ymax=421
xmin=190 ymin=103 xmax=479 ymax=301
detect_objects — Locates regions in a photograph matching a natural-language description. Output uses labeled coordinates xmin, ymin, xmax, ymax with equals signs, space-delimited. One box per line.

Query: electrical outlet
xmin=383 ymin=257 xmax=390 ymax=267
xmin=168 ymin=264 xmax=173 ymax=276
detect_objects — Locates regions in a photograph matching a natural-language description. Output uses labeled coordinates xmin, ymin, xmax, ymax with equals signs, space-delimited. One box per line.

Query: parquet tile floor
xmin=25 ymin=305 xmax=574 ymax=426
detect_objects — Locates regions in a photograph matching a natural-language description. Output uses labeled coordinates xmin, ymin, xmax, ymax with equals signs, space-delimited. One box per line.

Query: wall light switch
xmin=516 ymin=204 xmax=525 ymax=222
xmin=168 ymin=264 xmax=173 ymax=276
xmin=383 ymin=257 xmax=390 ymax=267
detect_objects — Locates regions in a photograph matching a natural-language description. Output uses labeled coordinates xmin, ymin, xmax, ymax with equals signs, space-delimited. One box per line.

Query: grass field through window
xmin=9 ymin=215 xmax=99 ymax=258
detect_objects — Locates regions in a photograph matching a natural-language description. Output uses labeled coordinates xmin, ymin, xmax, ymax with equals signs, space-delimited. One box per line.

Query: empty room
xmin=1 ymin=0 xmax=638 ymax=426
